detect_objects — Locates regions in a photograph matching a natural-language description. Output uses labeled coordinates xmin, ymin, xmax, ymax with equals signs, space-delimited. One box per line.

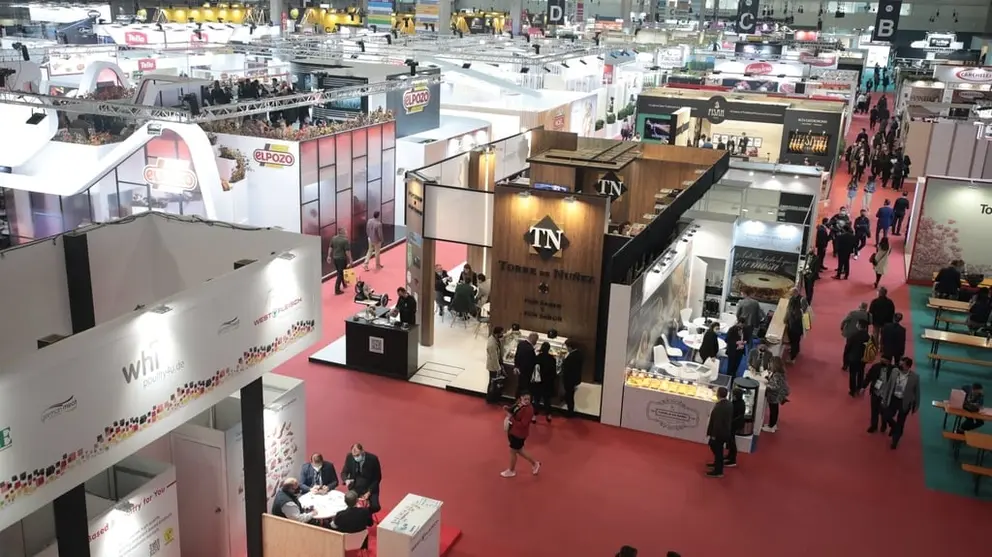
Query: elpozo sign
xmin=402 ymin=85 xmax=431 ymax=114
xmin=253 ymin=143 xmax=296 ymax=168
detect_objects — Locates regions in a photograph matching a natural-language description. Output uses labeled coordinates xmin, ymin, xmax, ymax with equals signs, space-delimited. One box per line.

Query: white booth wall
xmin=441 ymin=83 xmax=598 ymax=140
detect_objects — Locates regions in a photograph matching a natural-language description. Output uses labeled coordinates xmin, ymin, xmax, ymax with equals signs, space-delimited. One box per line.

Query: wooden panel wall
xmin=575 ymin=160 xmax=705 ymax=226
xmin=531 ymin=129 xmax=579 ymax=156
xmin=639 ymin=142 xmax=724 ymax=166
xmin=468 ymin=149 xmax=496 ymax=192
xmin=489 ymin=186 xmax=607 ymax=382
xmin=529 ymin=163 xmax=577 ymax=189
xmin=262 ymin=514 xmax=345 ymax=557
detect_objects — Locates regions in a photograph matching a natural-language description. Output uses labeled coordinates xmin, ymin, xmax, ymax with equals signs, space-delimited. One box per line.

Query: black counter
xmin=344 ymin=311 xmax=419 ymax=379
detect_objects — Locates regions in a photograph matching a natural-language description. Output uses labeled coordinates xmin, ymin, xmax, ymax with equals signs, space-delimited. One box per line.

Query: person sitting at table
xmin=968 ymin=287 xmax=992 ymax=334
xmin=271 ymin=478 xmax=316 ymax=524
xmin=341 ymin=443 xmax=382 ymax=513
xmin=330 ymin=490 xmax=374 ymax=547
xmin=451 ymin=279 xmax=477 ymax=320
xmin=476 ymin=273 xmax=491 ymax=305
xmin=698 ymin=322 xmax=720 ymax=364
xmin=300 ymin=453 xmax=338 ymax=494
xmin=434 ymin=264 xmax=450 ymax=315
xmin=933 ymin=260 xmax=963 ymax=299
xmin=747 ymin=339 xmax=772 ymax=372
xmin=957 ymin=383 xmax=985 ymax=433
xmin=459 ymin=263 xmax=478 ymax=286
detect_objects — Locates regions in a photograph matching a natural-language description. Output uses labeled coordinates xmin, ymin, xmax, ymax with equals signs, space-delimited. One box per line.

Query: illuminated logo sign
xmin=138 ymin=59 xmax=157 ymax=71
xmin=525 ymin=215 xmax=570 ymax=261
xmin=402 ymin=85 xmax=431 ymax=114
xmin=143 ymin=159 xmax=198 ymax=192
xmin=597 ymin=171 xmax=627 ymax=201
xmin=929 ymin=37 xmax=952 ymax=48
xmin=798 ymin=52 xmax=836 ymax=67
xmin=42 ymin=396 xmax=78 ymax=422
xmin=553 ymin=109 xmax=566 ymax=130
xmin=253 ymin=144 xmax=296 ymax=168
xmin=955 ymin=68 xmax=992 ymax=83
xmin=124 ymin=31 xmax=148 ymax=45
xmin=744 ymin=62 xmax=774 ymax=75
xmin=705 ymin=95 xmax=727 ymax=124
xmin=646 ymin=399 xmax=700 ymax=431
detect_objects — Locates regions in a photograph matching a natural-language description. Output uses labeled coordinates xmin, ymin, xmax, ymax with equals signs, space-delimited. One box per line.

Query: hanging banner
xmin=871 ymin=0 xmax=902 ymax=43
xmin=735 ymin=0 xmax=759 ymax=35
xmin=547 ymin=0 xmax=566 ymax=25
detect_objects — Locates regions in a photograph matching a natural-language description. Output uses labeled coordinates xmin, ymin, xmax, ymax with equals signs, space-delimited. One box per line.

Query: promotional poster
xmin=637 ymin=94 xmax=787 ymax=125
xmin=626 ymin=244 xmax=693 ymax=365
xmin=778 ymin=109 xmax=842 ymax=167
xmin=386 ymin=70 xmax=441 ymax=139
xmin=908 ymin=179 xmax=992 ymax=281
xmin=730 ymin=247 xmax=799 ymax=304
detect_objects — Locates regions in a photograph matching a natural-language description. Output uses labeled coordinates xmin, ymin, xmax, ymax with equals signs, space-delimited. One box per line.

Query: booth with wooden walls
xmin=489 ymin=185 xmax=608 ymax=383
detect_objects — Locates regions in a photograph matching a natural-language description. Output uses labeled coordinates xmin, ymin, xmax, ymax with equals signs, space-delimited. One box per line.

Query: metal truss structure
xmin=0 ymin=92 xmax=192 ymax=121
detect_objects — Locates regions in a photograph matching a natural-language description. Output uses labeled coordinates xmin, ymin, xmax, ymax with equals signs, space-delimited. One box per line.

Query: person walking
xmin=875 ymin=199 xmax=893 ymax=245
xmin=762 ymin=356 xmax=790 ymax=433
xmin=736 ymin=290 xmax=765 ymax=345
xmin=868 ymin=286 xmax=896 ymax=342
xmin=864 ymin=356 xmax=896 ymax=433
xmin=844 ymin=319 xmax=872 ymax=397
xmin=532 ymin=342 xmax=557 ymax=422
xmin=833 ymin=225 xmax=856 ymax=280
xmin=362 ymin=211 xmax=384 ymax=271
xmin=846 ymin=178 xmax=859 ymax=211
xmin=783 ymin=294 xmax=805 ymax=363
xmin=871 ymin=237 xmax=891 ymax=288
xmin=725 ymin=317 xmax=747 ymax=379
xmin=861 ymin=175 xmax=876 ymax=212
xmin=803 ymin=247 xmax=819 ymax=302
xmin=326 ymin=227 xmax=352 ymax=295
xmin=892 ymin=191 xmax=910 ymax=234
xmin=853 ymin=209 xmax=871 ymax=260
xmin=881 ymin=73 xmax=890 ymax=92
xmin=880 ymin=312 xmax=907 ymax=362
xmin=560 ymin=339 xmax=583 ymax=417
xmin=705 ymin=386 xmax=733 ymax=478
xmin=891 ymin=157 xmax=906 ymax=193
xmin=501 ymin=393 xmax=540 ymax=477
xmin=869 ymin=105 xmax=878 ymax=131
xmin=881 ymin=357 xmax=920 ymax=450
xmin=485 ymin=327 xmax=506 ymax=404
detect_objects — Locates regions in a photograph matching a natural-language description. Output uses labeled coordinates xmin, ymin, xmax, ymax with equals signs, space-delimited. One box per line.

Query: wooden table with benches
xmin=932 ymin=271 xmax=992 ymax=289
xmin=963 ymin=431 xmax=992 ymax=494
xmin=927 ymin=297 xmax=971 ymax=330
xmin=933 ymin=401 xmax=992 ymax=493
xmin=922 ymin=329 xmax=992 ymax=378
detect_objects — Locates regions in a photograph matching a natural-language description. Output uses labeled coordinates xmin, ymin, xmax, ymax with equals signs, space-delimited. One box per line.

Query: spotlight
xmin=357 ymin=40 xmax=365 ymax=53
xmin=458 ymin=30 xmax=464 ymax=38
xmin=370 ymin=24 xmax=377 ymax=32
xmin=462 ymin=62 xmax=471 ymax=69
xmin=533 ymin=44 xmax=540 ymax=55
xmin=386 ymin=35 xmax=392 ymax=45
xmin=391 ymin=29 xmax=398 ymax=39
xmin=561 ymin=61 xmax=569 ymax=68
xmin=525 ymin=34 xmax=530 ymax=43
xmin=579 ymin=59 xmax=587 ymax=65
xmin=520 ymin=67 xmax=530 ymax=74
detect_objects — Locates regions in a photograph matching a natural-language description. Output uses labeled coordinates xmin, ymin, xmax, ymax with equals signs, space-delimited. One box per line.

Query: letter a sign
xmin=735 ymin=0 xmax=759 ymax=34
xmin=548 ymin=0 xmax=566 ymax=25
xmin=871 ymin=0 xmax=902 ymax=42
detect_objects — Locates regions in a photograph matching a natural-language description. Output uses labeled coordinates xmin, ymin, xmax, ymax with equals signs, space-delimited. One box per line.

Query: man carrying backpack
xmin=844 ymin=319 xmax=873 ymax=397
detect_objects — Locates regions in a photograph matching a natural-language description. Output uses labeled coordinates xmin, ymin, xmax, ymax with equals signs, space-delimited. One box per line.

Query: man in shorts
xmin=501 ymin=393 xmax=540 ymax=478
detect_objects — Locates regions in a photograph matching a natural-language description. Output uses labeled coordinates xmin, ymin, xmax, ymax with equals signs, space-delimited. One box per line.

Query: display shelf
xmin=501 ymin=328 xmax=569 ymax=366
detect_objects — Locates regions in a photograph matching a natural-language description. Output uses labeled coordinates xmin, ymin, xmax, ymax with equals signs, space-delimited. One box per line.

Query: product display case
xmin=734 ymin=377 xmax=760 ymax=436
xmin=501 ymin=328 xmax=569 ymax=367
xmin=620 ymin=365 xmax=732 ymax=444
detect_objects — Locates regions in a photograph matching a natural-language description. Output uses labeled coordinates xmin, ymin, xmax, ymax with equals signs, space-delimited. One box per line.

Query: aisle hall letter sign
xmin=735 ymin=0 xmax=758 ymax=34
xmin=548 ymin=0 xmax=566 ymax=25
xmin=871 ymin=0 xmax=902 ymax=42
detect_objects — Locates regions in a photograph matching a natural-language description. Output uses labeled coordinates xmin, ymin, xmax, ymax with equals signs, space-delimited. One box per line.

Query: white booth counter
xmin=621 ymin=362 xmax=730 ymax=444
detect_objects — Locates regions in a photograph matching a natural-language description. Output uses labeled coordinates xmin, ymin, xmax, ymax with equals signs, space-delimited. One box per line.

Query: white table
xmin=682 ymin=334 xmax=727 ymax=352
xmin=377 ymin=493 xmax=444 ymax=557
xmin=298 ymin=490 xmax=348 ymax=520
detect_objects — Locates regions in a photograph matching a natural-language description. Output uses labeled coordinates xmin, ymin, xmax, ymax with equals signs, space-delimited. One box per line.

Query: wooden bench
xmin=934 ymin=315 xmax=970 ymax=331
xmin=961 ymin=463 xmax=992 ymax=495
xmin=927 ymin=353 xmax=992 ymax=378
xmin=943 ymin=431 xmax=967 ymax=459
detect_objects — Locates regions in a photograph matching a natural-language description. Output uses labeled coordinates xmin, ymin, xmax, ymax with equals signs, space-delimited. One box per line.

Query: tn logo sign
xmin=597 ymin=171 xmax=627 ymax=202
xmin=525 ymin=215 xmax=570 ymax=261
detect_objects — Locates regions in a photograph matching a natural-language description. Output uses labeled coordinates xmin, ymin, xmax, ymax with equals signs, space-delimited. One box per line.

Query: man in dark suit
xmin=299 ymin=453 xmax=338 ymax=494
xmin=560 ymin=339 xmax=583 ymax=417
xmin=706 ymin=387 xmax=733 ymax=478
xmin=513 ymin=332 xmax=539 ymax=397
xmin=341 ymin=443 xmax=382 ymax=513
xmin=331 ymin=491 xmax=373 ymax=549
xmin=815 ymin=218 xmax=831 ymax=271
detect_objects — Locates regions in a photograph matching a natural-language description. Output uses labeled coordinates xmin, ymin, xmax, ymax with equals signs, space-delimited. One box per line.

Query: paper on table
xmin=980 ymin=407 xmax=992 ymax=417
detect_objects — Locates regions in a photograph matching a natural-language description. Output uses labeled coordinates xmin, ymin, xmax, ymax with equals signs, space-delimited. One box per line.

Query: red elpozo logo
xmin=253 ymin=144 xmax=296 ymax=168
xmin=744 ymin=62 xmax=774 ymax=75
xmin=402 ymin=85 xmax=431 ymax=114
xmin=798 ymin=51 xmax=836 ymax=67
xmin=143 ymin=159 xmax=197 ymax=192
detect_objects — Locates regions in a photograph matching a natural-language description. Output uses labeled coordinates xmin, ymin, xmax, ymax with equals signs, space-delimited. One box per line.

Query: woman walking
xmin=501 ymin=393 xmax=540 ymax=477
xmin=871 ymin=237 xmax=891 ymax=289
xmin=762 ymin=356 xmax=790 ymax=433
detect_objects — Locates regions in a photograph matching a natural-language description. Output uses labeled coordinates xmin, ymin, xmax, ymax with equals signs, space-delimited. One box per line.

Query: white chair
xmin=680 ymin=308 xmax=693 ymax=327
xmin=653 ymin=344 xmax=670 ymax=365
xmin=660 ymin=335 xmax=683 ymax=360
xmin=720 ymin=312 xmax=737 ymax=326
xmin=343 ymin=530 xmax=369 ymax=555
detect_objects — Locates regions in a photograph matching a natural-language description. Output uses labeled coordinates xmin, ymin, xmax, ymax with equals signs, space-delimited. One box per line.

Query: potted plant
xmin=595 ymin=119 xmax=605 ymax=131
xmin=216 ymin=146 xmax=252 ymax=191
xmin=606 ymin=113 xmax=617 ymax=125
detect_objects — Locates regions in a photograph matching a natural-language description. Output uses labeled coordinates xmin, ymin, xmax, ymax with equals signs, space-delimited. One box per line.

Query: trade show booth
xmin=309 ymin=128 xmax=731 ymax=420
xmin=905 ymin=176 xmax=992 ymax=284
xmin=636 ymin=88 xmax=847 ymax=169
xmin=902 ymin=116 xmax=992 ymax=181
xmin=0 ymin=212 xmax=323 ymax=557
xmin=441 ymin=84 xmax=599 ymax=141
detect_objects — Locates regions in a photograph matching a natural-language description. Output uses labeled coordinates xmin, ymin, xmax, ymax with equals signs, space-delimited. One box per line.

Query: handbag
xmin=802 ymin=311 xmax=812 ymax=331
xmin=343 ymin=267 xmax=357 ymax=283
xmin=531 ymin=364 xmax=542 ymax=383
xmin=869 ymin=252 xmax=877 ymax=265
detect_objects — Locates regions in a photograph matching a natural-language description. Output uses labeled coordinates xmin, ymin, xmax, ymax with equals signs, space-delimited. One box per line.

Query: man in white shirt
xmin=363 ymin=211 xmax=384 ymax=271
xmin=271 ymin=478 xmax=316 ymax=524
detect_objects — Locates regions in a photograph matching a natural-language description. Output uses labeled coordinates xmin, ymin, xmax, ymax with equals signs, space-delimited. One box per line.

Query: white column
xmin=509 ymin=0 xmax=524 ymax=34
xmin=621 ymin=0 xmax=633 ymax=30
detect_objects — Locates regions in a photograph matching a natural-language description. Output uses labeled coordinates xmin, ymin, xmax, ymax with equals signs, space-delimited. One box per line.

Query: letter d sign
xmin=548 ymin=0 xmax=565 ymax=24
xmin=871 ymin=0 xmax=902 ymax=43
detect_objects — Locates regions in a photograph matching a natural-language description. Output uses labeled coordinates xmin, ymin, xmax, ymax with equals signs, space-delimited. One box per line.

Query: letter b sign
xmin=871 ymin=0 xmax=902 ymax=43
xmin=548 ymin=0 xmax=565 ymax=24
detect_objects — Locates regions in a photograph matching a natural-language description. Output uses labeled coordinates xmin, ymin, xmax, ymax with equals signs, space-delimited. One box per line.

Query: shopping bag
xmin=343 ymin=267 xmax=357 ymax=284
xmin=802 ymin=310 xmax=813 ymax=331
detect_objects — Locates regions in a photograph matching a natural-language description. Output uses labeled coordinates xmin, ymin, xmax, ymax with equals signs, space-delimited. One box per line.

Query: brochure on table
xmin=0 ymin=238 xmax=322 ymax=533
xmin=35 ymin=466 xmax=181 ymax=557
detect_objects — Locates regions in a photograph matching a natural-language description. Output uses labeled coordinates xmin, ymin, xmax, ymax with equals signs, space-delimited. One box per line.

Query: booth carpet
xmin=272 ymin=95 xmax=991 ymax=557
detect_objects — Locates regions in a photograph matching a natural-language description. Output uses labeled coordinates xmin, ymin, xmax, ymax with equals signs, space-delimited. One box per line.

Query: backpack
xmin=862 ymin=338 xmax=879 ymax=363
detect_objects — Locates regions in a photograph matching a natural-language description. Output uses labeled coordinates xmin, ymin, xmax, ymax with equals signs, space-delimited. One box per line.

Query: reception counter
xmin=765 ymin=297 xmax=789 ymax=357
xmin=344 ymin=308 xmax=419 ymax=379
xmin=620 ymin=367 xmax=731 ymax=444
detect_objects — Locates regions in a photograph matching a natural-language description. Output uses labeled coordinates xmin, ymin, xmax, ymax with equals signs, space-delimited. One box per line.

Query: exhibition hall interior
xmin=2 ymin=1 xmax=992 ymax=556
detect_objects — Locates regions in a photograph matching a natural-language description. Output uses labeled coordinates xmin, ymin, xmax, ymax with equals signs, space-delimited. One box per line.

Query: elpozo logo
xmin=402 ymin=85 xmax=431 ymax=114
xmin=218 ymin=316 xmax=240 ymax=335
xmin=254 ymin=144 xmax=296 ymax=168
xmin=143 ymin=159 xmax=197 ymax=192
xmin=42 ymin=396 xmax=78 ymax=422
xmin=524 ymin=215 xmax=569 ymax=261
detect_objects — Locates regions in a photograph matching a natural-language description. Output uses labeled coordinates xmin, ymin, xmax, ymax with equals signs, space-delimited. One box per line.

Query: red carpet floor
xmin=276 ymin=103 xmax=992 ymax=557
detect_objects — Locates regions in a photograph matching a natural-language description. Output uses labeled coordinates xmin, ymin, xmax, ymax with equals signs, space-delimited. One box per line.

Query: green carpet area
xmin=909 ymin=286 xmax=992 ymax=498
